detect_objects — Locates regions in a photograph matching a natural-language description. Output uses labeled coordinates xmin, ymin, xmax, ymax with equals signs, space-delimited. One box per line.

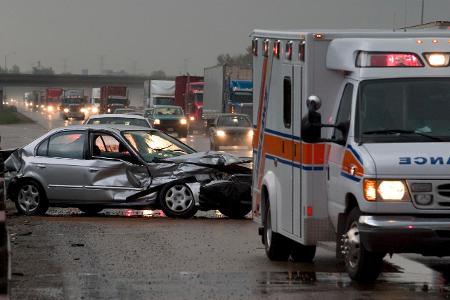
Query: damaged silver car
xmin=4 ymin=125 xmax=252 ymax=219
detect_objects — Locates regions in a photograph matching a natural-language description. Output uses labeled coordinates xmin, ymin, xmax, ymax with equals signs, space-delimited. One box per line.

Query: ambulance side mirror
xmin=306 ymin=95 xmax=321 ymax=112
xmin=302 ymin=95 xmax=322 ymax=143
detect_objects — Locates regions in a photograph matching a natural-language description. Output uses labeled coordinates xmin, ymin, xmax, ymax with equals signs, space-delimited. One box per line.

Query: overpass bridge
xmin=0 ymin=74 xmax=152 ymax=88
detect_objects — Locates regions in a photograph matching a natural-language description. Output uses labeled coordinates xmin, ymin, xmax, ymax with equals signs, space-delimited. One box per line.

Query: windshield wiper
xmin=362 ymin=129 xmax=443 ymax=142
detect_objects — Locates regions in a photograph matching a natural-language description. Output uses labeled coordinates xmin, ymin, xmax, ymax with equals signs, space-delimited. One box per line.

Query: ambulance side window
xmin=283 ymin=77 xmax=292 ymax=128
xmin=333 ymin=83 xmax=354 ymax=143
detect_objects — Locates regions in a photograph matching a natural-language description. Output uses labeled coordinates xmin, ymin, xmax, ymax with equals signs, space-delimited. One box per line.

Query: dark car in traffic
xmin=4 ymin=125 xmax=252 ymax=219
xmin=146 ymin=105 xmax=188 ymax=138
xmin=209 ymin=114 xmax=253 ymax=150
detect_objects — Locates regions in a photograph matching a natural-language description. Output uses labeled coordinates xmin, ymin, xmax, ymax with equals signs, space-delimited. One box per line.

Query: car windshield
xmin=123 ymin=130 xmax=193 ymax=162
xmin=230 ymin=92 xmax=252 ymax=103
xmin=357 ymin=78 xmax=450 ymax=143
xmin=87 ymin=117 xmax=150 ymax=127
xmin=108 ymin=99 xmax=128 ymax=105
xmin=154 ymin=97 xmax=175 ymax=105
xmin=154 ymin=107 xmax=183 ymax=116
xmin=115 ymin=109 xmax=135 ymax=114
xmin=217 ymin=115 xmax=251 ymax=127
xmin=63 ymin=98 xmax=83 ymax=105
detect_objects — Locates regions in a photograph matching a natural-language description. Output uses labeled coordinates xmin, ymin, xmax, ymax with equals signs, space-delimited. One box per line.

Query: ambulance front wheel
xmin=263 ymin=202 xmax=291 ymax=261
xmin=343 ymin=207 xmax=384 ymax=282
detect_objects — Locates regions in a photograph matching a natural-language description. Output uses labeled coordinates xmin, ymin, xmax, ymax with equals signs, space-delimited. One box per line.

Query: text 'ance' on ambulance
xmin=251 ymin=29 xmax=450 ymax=282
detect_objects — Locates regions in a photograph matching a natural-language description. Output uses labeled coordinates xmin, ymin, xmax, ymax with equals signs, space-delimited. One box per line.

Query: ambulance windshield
xmin=357 ymin=78 xmax=450 ymax=143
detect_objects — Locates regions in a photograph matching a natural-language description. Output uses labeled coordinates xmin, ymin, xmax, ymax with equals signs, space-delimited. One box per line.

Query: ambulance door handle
xmin=327 ymin=166 xmax=330 ymax=180
xmin=273 ymin=158 xmax=278 ymax=167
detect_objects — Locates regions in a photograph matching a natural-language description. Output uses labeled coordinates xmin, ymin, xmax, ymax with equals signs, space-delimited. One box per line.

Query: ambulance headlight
xmin=378 ymin=181 xmax=406 ymax=200
xmin=424 ymin=53 xmax=450 ymax=67
xmin=363 ymin=179 xmax=409 ymax=201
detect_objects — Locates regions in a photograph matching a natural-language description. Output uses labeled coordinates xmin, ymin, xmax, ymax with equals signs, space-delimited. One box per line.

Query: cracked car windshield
xmin=357 ymin=78 xmax=450 ymax=142
xmin=123 ymin=130 xmax=193 ymax=161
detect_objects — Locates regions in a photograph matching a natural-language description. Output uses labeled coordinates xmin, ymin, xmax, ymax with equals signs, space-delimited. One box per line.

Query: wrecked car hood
xmin=166 ymin=151 xmax=250 ymax=166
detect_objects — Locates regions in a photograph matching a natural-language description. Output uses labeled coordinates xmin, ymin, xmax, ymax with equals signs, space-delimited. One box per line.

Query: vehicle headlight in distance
xmin=47 ymin=106 xmax=54 ymax=112
xmin=92 ymin=107 xmax=99 ymax=113
xmin=180 ymin=118 xmax=187 ymax=125
xmin=80 ymin=108 xmax=87 ymax=113
xmin=154 ymin=119 xmax=161 ymax=125
xmin=107 ymin=108 xmax=111 ymax=113
xmin=63 ymin=108 xmax=69 ymax=113
xmin=189 ymin=116 xmax=195 ymax=121
xmin=216 ymin=130 xmax=226 ymax=137
xmin=248 ymin=129 xmax=254 ymax=138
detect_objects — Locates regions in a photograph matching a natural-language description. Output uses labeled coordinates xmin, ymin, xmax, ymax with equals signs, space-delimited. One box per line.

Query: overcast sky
xmin=1 ymin=0 xmax=449 ymax=75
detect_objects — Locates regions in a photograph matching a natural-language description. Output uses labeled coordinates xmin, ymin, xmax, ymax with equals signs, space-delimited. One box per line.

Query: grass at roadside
xmin=0 ymin=107 xmax=34 ymax=124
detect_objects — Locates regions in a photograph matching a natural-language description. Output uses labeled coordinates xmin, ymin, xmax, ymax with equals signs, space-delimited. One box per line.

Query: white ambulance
xmin=251 ymin=29 xmax=450 ymax=282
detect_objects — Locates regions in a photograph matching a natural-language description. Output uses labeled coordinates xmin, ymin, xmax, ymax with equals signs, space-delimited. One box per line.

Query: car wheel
xmin=159 ymin=183 xmax=198 ymax=219
xmin=78 ymin=206 xmax=103 ymax=215
xmin=291 ymin=242 xmax=316 ymax=262
xmin=218 ymin=205 xmax=251 ymax=219
xmin=179 ymin=129 xmax=188 ymax=138
xmin=14 ymin=180 xmax=48 ymax=216
xmin=263 ymin=201 xmax=291 ymax=261
xmin=343 ymin=207 xmax=384 ymax=282
xmin=210 ymin=140 xmax=219 ymax=151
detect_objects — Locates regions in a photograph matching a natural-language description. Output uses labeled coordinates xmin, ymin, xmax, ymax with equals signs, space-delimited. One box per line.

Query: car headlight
xmin=363 ymin=179 xmax=409 ymax=201
xmin=189 ymin=116 xmax=195 ymax=121
xmin=248 ymin=129 xmax=254 ymax=138
xmin=47 ymin=106 xmax=54 ymax=112
xmin=92 ymin=107 xmax=99 ymax=113
xmin=180 ymin=118 xmax=187 ymax=125
xmin=63 ymin=108 xmax=69 ymax=113
xmin=80 ymin=108 xmax=87 ymax=113
xmin=154 ymin=119 xmax=161 ymax=125
xmin=107 ymin=108 xmax=111 ymax=113
xmin=216 ymin=130 xmax=226 ymax=137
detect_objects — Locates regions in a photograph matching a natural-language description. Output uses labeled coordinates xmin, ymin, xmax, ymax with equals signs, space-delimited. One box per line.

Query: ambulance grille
xmin=437 ymin=184 xmax=450 ymax=198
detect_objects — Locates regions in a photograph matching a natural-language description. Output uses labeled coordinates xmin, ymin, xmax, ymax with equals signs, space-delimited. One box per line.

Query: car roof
xmin=56 ymin=124 xmax=155 ymax=132
xmin=86 ymin=114 xmax=146 ymax=120
xmin=153 ymin=105 xmax=182 ymax=109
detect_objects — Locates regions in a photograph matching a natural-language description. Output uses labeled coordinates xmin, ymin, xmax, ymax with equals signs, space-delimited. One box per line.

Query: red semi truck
xmin=100 ymin=86 xmax=129 ymax=113
xmin=45 ymin=88 xmax=63 ymax=113
xmin=175 ymin=76 xmax=204 ymax=130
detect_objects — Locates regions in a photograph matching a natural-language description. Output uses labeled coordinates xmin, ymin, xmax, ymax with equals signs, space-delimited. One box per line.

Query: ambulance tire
xmin=344 ymin=208 xmax=384 ymax=282
xmin=290 ymin=242 xmax=316 ymax=262
xmin=263 ymin=203 xmax=291 ymax=261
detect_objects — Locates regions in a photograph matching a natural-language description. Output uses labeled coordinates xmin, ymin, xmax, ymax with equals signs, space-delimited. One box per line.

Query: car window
xmin=47 ymin=131 xmax=86 ymax=159
xmin=36 ymin=139 xmax=49 ymax=156
xmin=92 ymin=133 xmax=135 ymax=162
xmin=217 ymin=115 xmax=251 ymax=127
xmin=154 ymin=107 xmax=183 ymax=116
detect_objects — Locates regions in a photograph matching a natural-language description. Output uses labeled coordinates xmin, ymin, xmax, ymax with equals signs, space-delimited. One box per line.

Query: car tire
xmin=343 ymin=207 xmax=384 ymax=282
xmin=210 ymin=140 xmax=219 ymax=151
xmin=263 ymin=201 xmax=292 ymax=261
xmin=218 ymin=205 xmax=251 ymax=219
xmin=78 ymin=206 xmax=103 ymax=215
xmin=291 ymin=242 xmax=316 ymax=262
xmin=14 ymin=180 xmax=48 ymax=216
xmin=179 ymin=129 xmax=188 ymax=138
xmin=159 ymin=183 xmax=198 ymax=219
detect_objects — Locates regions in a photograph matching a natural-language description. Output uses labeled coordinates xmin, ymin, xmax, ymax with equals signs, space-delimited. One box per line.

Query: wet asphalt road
xmin=3 ymin=104 xmax=450 ymax=299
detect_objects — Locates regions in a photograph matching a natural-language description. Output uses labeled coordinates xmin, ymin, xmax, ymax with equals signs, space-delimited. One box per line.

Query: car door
xmin=34 ymin=130 xmax=90 ymax=202
xmin=327 ymin=82 xmax=355 ymax=222
xmin=84 ymin=131 xmax=148 ymax=203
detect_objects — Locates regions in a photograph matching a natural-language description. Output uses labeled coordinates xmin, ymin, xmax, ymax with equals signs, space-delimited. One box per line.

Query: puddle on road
xmin=42 ymin=207 xmax=238 ymax=219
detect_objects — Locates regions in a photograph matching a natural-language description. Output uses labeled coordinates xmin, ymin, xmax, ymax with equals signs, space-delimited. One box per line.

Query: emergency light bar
xmin=356 ymin=51 xmax=424 ymax=68
xmin=423 ymin=53 xmax=450 ymax=67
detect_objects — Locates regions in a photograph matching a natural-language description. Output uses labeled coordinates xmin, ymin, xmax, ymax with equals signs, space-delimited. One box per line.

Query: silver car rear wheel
xmin=159 ymin=184 xmax=198 ymax=218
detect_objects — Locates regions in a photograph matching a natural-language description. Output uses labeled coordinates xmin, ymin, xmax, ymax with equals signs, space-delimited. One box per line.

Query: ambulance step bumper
xmin=358 ymin=215 xmax=450 ymax=256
